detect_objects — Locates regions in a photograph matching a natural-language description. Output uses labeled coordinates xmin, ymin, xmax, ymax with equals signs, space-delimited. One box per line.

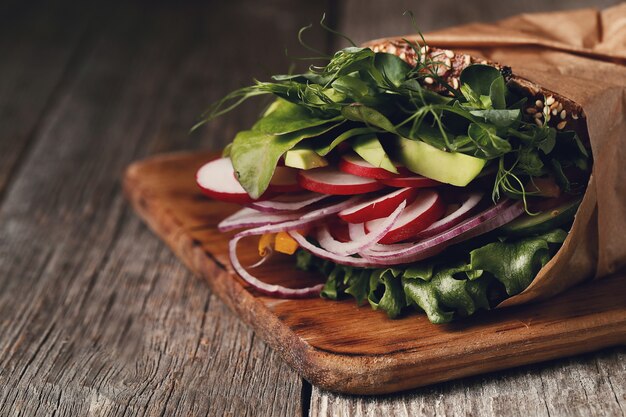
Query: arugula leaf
xmin=469 ymin=109 xmax=520 ymax=128
xmin=372 ymin=52 xmax=411 ymax=87
xmin=230 ymin=122 xmax=341 ymax=198
xmin=314 ymin=126 xmax=375 ymax=156
xmin=253 ymin=99 xmax=342 ymax=134
xmin=467 ymin=123 xmax=512 ymax=158
xmin=460 ymin=64 xmax=506 ymax=108
xmin=341 ymin=104 xmax=397 ymax=132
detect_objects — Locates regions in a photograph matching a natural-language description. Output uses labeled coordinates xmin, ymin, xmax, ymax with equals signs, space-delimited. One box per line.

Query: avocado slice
xmin=394 ymin=137 xmax=487 ymax=186
xmin=284 ymin=149 xmax=329 ymax=170
xmin=500 ymin=198 xmax=582 ymax=237
xmin=352 ymin=134 xmax=398 ymax=174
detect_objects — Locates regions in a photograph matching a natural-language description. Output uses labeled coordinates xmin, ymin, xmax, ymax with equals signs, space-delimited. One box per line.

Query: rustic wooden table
xmin=1 ymin=1 xmax=624 ymax=416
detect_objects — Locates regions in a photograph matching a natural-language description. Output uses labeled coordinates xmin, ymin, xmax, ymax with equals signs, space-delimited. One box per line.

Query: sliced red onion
xmin=235 ymin=196 xmax=362 ymax=238
xmin=218 ymin=207 xmax=303 ymax=232
xmin=316 ymin=200 xmax=406 ymax=256
xmin=248 ymin=192 xmax=330 ymax=213
xmin=411 ymin=192 xmax=484 ymax=241
xmin=229 ymin=235 xmax=323 ymax=298
xmin=363 ymin=200 xmax=525 ymax=264
xmin=288 ymin=230 xmax=387 ymax=268
xmin=347 ymin=223 xmax=415 ymax=253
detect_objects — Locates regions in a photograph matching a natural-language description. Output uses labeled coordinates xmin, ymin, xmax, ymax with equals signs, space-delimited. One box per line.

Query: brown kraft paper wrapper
xmin=366 ymin=4 xmax=626 ymax=307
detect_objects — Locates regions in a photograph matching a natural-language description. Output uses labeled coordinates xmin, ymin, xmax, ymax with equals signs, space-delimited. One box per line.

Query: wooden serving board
xmin=123 ymin=151 xmax=626 ymax=395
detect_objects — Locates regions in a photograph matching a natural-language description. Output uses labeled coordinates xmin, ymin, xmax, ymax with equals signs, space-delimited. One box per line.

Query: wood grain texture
xmin=124 ymin=151 xmax=626 ymax=396
xmin=0 ymin=1 xmax=330 ymax=415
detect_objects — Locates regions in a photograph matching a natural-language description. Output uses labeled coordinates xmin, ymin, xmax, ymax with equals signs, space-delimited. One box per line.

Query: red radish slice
xmin=297 ymin=167 xmax=385 ymax=195
xmin=378 ymin=175 xmax=442 ymax=188
xmin=317 ymin=201 xmax=406 ymax=256
xmin=248 ymin=192 xmax=329 ymax=213
xmin=197 ymin=158 xmax=264 ymax=204
xmin=366 ymin=190 xmax=445 ymax=244
xmin=338 ymin=153 xmax=401 ymax=180
xmin=411 ymin=192 xmax=484 ymax=240
xmin=363 ymin=200 xmax=524 ymax=264
xmin=338 ymin=187 xmax=419 ymax=223
xmin=267 ymin=166 xmax=302 ymax=193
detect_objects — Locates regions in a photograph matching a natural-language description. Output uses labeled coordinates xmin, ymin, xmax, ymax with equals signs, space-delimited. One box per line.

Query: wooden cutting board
xmin=123 ymin=151 xmax=626 ymax=395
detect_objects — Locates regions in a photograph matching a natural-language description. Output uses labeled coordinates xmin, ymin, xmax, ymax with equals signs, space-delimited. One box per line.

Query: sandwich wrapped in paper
xmin=194 ymin=5 xmax=626 ymax=323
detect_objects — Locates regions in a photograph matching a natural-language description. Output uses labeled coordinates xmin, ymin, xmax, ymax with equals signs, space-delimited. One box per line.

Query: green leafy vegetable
xmin=298 ymin=229 xmax=569 ymax=324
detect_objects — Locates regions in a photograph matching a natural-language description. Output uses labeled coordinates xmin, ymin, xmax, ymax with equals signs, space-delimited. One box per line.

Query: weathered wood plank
xmin=0 ymin=0 xmax=95 ymax=198
xmin=310 ymin=348 xmax=626 ymax=417
xmin=0 ymin=1 xmax=329 ymax=415
xmin=307 ymin=1 xmax=626 ymax=415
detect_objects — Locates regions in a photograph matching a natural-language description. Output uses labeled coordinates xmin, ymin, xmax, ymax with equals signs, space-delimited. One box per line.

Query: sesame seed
xmin=534 ymin=112 xmax=543 ymax=119
xmin=443 ymin=57 xmax=452 ymax=67
xmin=551 ymin=108 xmax=558 ymax=116
xmin=387 ymin=45 xmax=397 ymax=54
xmin=535 ymin=118 xmax=543 ymax=127
xmin=451 ymin=77 xmax=459 ymax=89
xmin=399 ymin=52 xmax=406 ymax=60
xmin=560 ymin=110 xmax=567 ymax=119
xmin=424 ymin=76 xmax=435 ymax=84
xmin=550 ymin=101 xmax=559 ymax=110
xmin=546 ymin=96 xmax=555 ymax=106
xmin=557 ymin=121 xmax=567 ymax=130
xmin=572 ymin=113 xmax=579 ymax=120
xmin=557 ymin=102 xmax=563 ymax=112
xmin=464 ymin=55 xmax=471 ymax=65
xmin=526 ymin=107 xmax=538 ymax=115
xmin=444 ymin=50 xmax=455 ymax=58
xmin=535 ymin=99 xmax=543 ymax=108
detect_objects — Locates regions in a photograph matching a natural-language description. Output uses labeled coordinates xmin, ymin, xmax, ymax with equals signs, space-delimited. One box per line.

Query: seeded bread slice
xmin=369 ymin=40 xmax=589 ymax=143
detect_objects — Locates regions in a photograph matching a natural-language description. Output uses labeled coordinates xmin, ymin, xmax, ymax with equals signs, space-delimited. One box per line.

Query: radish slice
xmin=248 ymin=192 xmax=330 ymax=213
xmin=317 ymin=201 xmax=406 ymax=256
xmin=297 ymin=167 xmax=385 ymax=195
xmin=338 ymin=153 xmax=400 ymax=180
xmin=267 ymin=166 xmax=302 ymax=193
xmin=411 ymin=192 xmax=484 ymax=240
xmin=364 ymin=200 xmax=525 ymax=264
xmin=366 ymin=190 xmax=446 ymax=244
xmin=229 ymin=235 xmax=323 ymax=298
xmin=197 ymin=158 xmax=266 ymax=204
xmin=378 ymin=175 xmax=442 ymax=188
xmin=338 ymin=187 xmax=419 ymax=223
xmin=218 ymin=207 xmax=304 ymax=232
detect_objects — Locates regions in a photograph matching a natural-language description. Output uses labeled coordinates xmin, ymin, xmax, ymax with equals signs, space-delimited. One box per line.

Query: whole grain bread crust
xmin=368 ymin=39 xmax=589 ymax=143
